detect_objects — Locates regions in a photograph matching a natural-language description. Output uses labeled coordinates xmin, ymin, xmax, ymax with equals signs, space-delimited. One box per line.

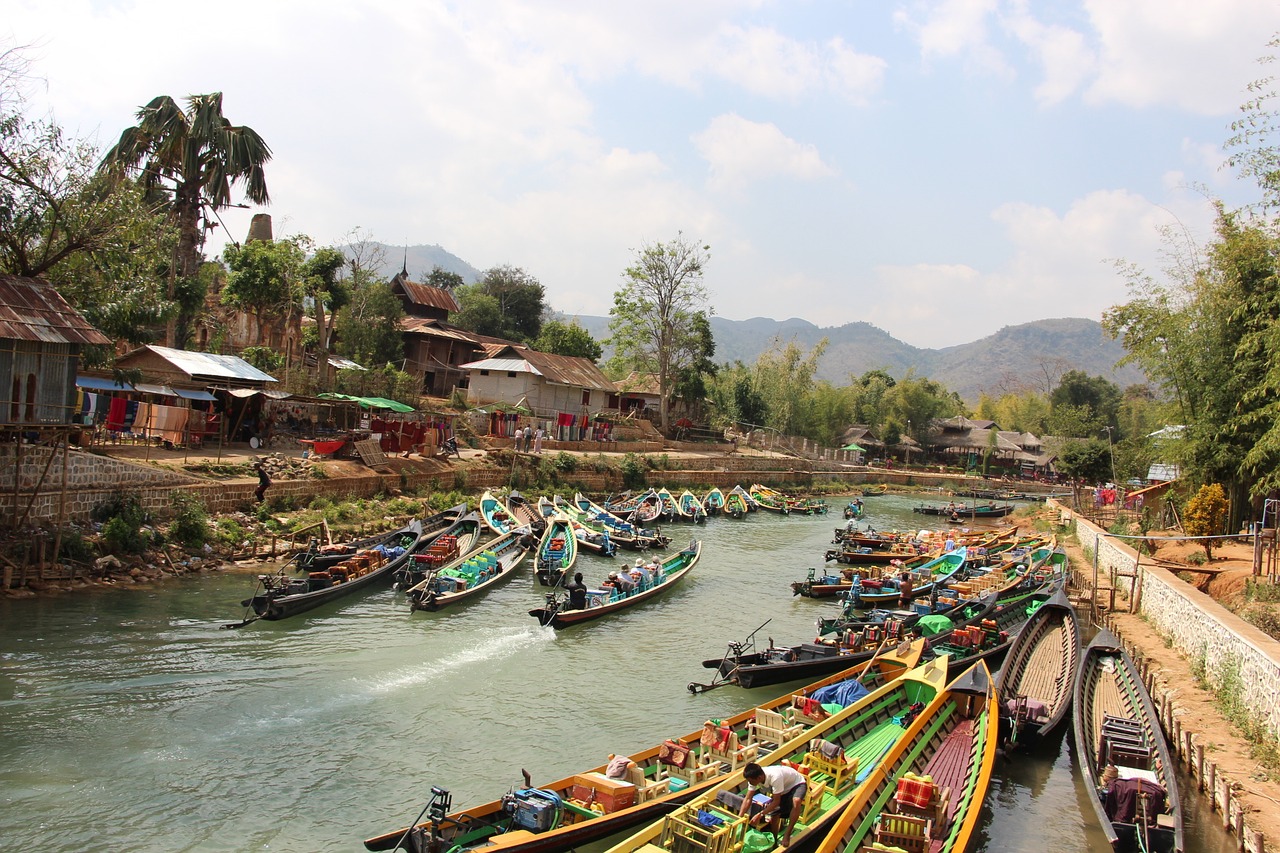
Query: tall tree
xmin=221 ymin=236 xmax=305 ymax=350
xmin=336 ymin=278 xmax=405 ymax=367
xmin=101 ymin=92 xmax=271 ymax=345
xmin=302 ymin=246 xmax=351 ymax=379
xmin=607 ymin=233 xmax=713 ymax=434
xmin=452 ymin=265 xmax=545 ymax=342
xmin=533 ymin=318 xmax=603 ymax=361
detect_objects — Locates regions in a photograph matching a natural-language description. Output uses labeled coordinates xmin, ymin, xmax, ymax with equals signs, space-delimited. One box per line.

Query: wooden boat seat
xmin=626 ymin=764 xmax=671 ymax=802
xmin=799 ymin=779 xmax=828 ymax=825
xmin=660 ymin=803 xmax=747 ymax=853
xmin=699 ymin=726 xmax=759 ymax=771
xmin=802 ymin=740 xmax=859 ymax=795
xmin=790 ymin=694 xmax=829 ymax=726
xmin=748 ymin=708 xmax=804 ymax=748
xmin=873 ymin=813 xmax=931 ymax=853
xmin=892 ymin=784 xmax=951 ymax=838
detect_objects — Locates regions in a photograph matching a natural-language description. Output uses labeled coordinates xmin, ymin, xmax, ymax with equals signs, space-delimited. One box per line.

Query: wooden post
xmin=51 ymin=433 xmax=70 ymax=580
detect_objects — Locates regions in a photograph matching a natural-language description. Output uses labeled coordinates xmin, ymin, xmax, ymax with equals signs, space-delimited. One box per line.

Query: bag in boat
xmin=659 ymin=739 xmax=691 ymax=769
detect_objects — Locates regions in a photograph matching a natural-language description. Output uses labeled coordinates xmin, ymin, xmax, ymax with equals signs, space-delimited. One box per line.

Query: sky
xmin=8 ymin=0 xmax=1280 ymax=347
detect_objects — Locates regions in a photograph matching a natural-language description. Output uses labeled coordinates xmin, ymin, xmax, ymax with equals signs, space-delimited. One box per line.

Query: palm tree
xmin=101 ymin=93 xmax=271 ymax=345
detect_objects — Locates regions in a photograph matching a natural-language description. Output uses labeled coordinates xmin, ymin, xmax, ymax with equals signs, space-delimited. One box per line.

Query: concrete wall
xmin=1062 ymin=500 xmax=1280 ymax=741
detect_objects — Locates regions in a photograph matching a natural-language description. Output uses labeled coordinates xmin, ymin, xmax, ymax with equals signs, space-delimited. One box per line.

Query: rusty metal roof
xmin=391 ymin=274 xmax=461 ymax=313
xmin=0 ymin=274 xmax=111 ymax=346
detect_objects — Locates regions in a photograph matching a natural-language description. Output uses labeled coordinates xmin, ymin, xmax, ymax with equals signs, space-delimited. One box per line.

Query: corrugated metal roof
xmin=328 ymin=356 xmax=365 ymax=370
xmin=391 ymin=275 xmax=461 ymax=313
xmin=0 ymin=274 xmax=111 ymax=346
xmin=77 ymin=376 xmax=135 ymax=392
xmin=460 ymin=358 xmax=542 ymax=374
xmin=464 ymin=345 xmax=616 ymax=392
xmin=140 ymin=345 xmax=278 ymax=382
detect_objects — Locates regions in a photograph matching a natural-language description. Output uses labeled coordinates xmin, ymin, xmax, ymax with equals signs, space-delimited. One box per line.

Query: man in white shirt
xmin=739 ymin=761 xmax=807 ymax=846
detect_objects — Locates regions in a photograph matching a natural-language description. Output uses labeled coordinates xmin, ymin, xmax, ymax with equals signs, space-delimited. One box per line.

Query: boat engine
xmin=502 ymin=788 xmax=561 ymax=832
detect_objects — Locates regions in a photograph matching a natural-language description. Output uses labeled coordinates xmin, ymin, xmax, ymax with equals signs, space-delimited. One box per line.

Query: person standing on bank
xmin=533 ymin=425 xmax=544 ymax=454
xmin=254 ymin=462 xmax=272 ymax=503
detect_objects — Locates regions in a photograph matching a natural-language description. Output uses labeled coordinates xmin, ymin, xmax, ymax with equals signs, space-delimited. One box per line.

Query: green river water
xmin=0 ymin=493 xmax=1236 ymax=852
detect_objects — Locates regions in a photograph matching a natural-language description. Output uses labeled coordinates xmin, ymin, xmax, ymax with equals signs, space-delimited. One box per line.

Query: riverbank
xmin=1059 ymin=523 xmax=1280 ymax=853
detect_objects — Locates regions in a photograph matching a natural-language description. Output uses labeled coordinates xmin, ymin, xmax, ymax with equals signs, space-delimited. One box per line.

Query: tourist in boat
xmin=607 ymin=571 xmax=635 ymax=596
xmin=741 ymin=761 xmax=807 ymax=847
xmin=565 ymin=572 xmax=588 ymax=610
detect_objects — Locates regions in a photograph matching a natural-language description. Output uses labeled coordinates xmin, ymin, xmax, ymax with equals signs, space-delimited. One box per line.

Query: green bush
xmin=59 ymin=531 xmax=96 ymax=562
xmin=553 ymin=452 xmax=579 ymax=473
xmin=168 ymin=492 xmax=209 ymax=549
xmin=620 ymin=453 xmax=647 ymax=490
xmin=214 ymin=518 xmax=247 ymax=550
xmin=102 ymin=515 xmax=147 ymax=554
xmin=92 ymin=492 xmax=146 ymax=527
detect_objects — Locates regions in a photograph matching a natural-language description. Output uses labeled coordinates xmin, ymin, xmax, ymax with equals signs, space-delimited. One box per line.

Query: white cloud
xmin=895 ymin=0 xmax=1012 ymax=76
xmin=1081 ymin=0 xmax=1280 ymax=114
xmin=706 ymin=27 xmax=887 ymax=102
xmin=693 ymin=114 xmax=836 ymax=192
xmin=1002 ymin=3 xmax=1095 ymax=106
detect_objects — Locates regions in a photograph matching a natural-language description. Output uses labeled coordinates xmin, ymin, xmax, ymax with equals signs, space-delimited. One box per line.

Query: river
xmin=0 ymin=493 xmax=1237 ymax=851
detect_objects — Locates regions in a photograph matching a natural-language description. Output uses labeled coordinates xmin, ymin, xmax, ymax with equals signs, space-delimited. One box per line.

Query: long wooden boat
xmin=677 ymin=489 xmax=707 ymax=523
xmin=480 ymin=490 xmax=517 ymax=535
xmin=394 ymin=510 xmax=485 ymax=590
xmin=572 ymin=493 xmax=670 ymax=551
xmin=703 ymin=487 xmax=725 ymax=516
xmin=749 ymin=485 xmax=791 ymax=515
xmin=796 ymin=549 xmax=967 ymax=604
xmin=297 ymin=504 xmax=462 ymax=574
xmin=729 ymin=485 xmax=757 ymax=513
xmin=1072 ymin=628 xmax=1183 ymax=853
xmin=655 ymin=487 xmax=682 ymax=522
xmin=364 ymin=641 xmax=926 ymax=853
xmin=724 ymin=487 xmax=751 ymax=519
xmin=913 ymin=501 xmax=1016 ymax=519
xmin=530 ymin=540 xmax=701 ymax=629
xmin=549 ymin=496 xmax=619 ymax=557
xmin=507 ymin=491 xmax=547 ymax=536
xmin=604 ymin=657 xmax=952 ymax=853
xmin=533 ymin=514 xmax=579 ymax=586
xmin=824 ymin=546 xmax=927 ymax=566
xmin=237 ymin=521 xmax=424 ymax=622
xmin=752 ymin=484 xmax=828 ymax=515
xmin=813 ymin=661 xmax=999 ymax=853
xmin=993 ymin=586 xmax=1080 ymax=749
xmin=608 ymin=489 xmax=664 ymax=525
xmin=861 ymin=484 xmax=889 ymax=496
xmin=406 ymin=526 xmax=530 ymax=612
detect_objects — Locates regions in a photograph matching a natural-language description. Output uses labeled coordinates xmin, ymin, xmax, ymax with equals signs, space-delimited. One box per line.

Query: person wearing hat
xmin=631 ymin=557 xmax=651 ymax=590
xmin=608 ymin=570 xmax=635 ymax=597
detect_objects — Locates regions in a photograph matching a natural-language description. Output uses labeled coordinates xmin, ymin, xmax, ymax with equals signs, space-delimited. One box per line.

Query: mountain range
xmin=356 ymin=242 xmax=1145 ymax=402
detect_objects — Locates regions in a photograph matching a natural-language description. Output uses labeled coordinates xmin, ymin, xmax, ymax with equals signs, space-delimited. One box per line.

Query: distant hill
xmin=569 ymin=315 xmax=1144 ymax=402
xmin=339 ymin=241 xmax=483 ymax=284
xmin=357 ymin=240 xmax=1144 ymax=400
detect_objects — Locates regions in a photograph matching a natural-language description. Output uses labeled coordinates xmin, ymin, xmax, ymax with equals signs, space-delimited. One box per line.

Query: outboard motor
xmin=502 ymin=788 xmax=562 ymax=832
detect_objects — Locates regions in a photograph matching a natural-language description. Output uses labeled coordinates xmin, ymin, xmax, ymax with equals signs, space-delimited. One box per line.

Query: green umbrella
xmin=841 ymin=442 xmax=866 ymax=451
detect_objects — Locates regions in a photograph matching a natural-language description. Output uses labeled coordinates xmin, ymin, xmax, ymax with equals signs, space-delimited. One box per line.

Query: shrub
xmin=620 ymin=453 xmax=647 ymax=490
xmin=1242 ymin=604 xmax=1280 ymax=641
xmin=102 ymin=515 xmax=147 ymax=554
xmin=553 ymin=452 xmax=579 ymax=473
xmin=214 ymin=518 xmax=247 ymax=550
xmin=1183 ymin=484 xmax=1228 ymax=560
xmin=92 ymin=492 xmax=146 ymax=527
xmin=59 ymin=531 xmax=96 ymax=562
xmin=168 ymin=492 xmax=209 ymax=549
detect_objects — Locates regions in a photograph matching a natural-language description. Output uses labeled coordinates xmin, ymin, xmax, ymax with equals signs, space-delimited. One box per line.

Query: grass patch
xmin=1211 ymin=655 xmax=1280 ymax=772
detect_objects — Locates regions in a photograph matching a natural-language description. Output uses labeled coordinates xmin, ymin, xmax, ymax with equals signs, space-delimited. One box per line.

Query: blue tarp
xmin=810 ymin=677 xmax=872 ymax=708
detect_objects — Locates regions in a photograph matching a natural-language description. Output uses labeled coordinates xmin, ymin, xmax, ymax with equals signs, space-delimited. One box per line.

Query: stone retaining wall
xmin=1061 ymin=500 xmax=1280 ymax=741
xmin=1112 ymin=618 xmax=1273 ymax=853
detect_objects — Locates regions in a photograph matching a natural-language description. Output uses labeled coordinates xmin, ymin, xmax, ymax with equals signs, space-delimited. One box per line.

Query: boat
xmin=364 ymin=642 xmax=926 ymax=853
xmin=507 ymin=491 xmax=547 ymax=536
xmin=913 ymin=501 xmax=1016 ymax=519
xmin=1072 ymin=628 xmax=1183 ymax=853
xmin=655 ymin=487 xmax=681 ymax=522
xmin=824 ymin=546 xmax=927 ymax=566
xmin=604 ymin=657 xmax=952 ymax=853
xmin=677 ymin=489 xmax=707 ymax=523
xmin=394 ymin=510 xmax=486 ymax=590
xmin=724 ymin=487 xmax=751 ymax=519
xmin=571 ymin=493 xmax=670 ymax=551
xmin=530 ymin=540 xmax=701 ymax=629
xmin=533 ymin=514 xmax=578 ymax=586
xmin=993 ymin=587 xmax=1080 ymax=749
xmin=860 ymin=484 xmax=889 ymax=496
xmin=235 ymin=521 xmax=424 ymax=622
xmin=748 ymin=485 xmax=791 ymax=515
xmin=480 ymin=490 xmax=518 ymax=535
xmin=703 ymin=487 xmax=725 ymax=516
xmin=406 ymin=526 xmax=531 ymax=612
xmin=812 ymin=662 xmax=1000 ymax=853
xmin=571 ymin=518 xmax=619 ymax=558
xmin=606 ymin=489 xmax=664 ymax=525
xmin=795 ymin=548 xmax=967 ymax=605
xmin=705 ymin=579 xmax=1051 ymax=691
xmin=295 ymin=504 xmax=462 ymax=575
xmin=752 ymin=484 xmax=828 ymax=515
xmin=842 ymin=500 xmax=864 ymax=520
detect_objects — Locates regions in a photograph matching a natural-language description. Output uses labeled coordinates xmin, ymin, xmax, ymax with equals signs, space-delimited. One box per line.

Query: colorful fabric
xmin=658 ymin=739 xmax=690 ymax=768
xmin=895 ymin=776 xmax=934 ymax=809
